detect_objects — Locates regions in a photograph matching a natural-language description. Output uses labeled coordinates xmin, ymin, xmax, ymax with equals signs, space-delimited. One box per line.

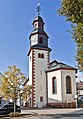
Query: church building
xmin=28 ymin=5 xmax=77 ymax=108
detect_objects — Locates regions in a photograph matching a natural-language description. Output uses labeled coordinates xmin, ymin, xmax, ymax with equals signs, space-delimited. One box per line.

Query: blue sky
xmin=0 ymin=0 xmax=81 ymax=79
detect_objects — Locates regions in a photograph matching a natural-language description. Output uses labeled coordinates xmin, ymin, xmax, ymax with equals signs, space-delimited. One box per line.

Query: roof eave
xmin=28 ymin=46 xmax=52 ymax=56
xmin=46 ymin=67 xmax=77 ymax=73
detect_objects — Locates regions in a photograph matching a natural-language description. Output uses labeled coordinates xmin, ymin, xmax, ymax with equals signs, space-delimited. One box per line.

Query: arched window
xmin=38 ymin=53 xmax=44 ymax=59
xmin=41 ymin=53 xmax=44 ymax=58
xmin=39 ymin=37 xmax=43 ymax=44
xmin=38 ymin=53 xmax=41 ymax=58
xmin=52 ymin=77 xmax=57 ymax=94
xmin=66 ymin=76 xmax=72 ymax=94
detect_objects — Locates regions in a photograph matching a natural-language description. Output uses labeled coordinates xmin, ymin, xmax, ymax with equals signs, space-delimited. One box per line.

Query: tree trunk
xmin=14 ymin=100 xmax=16 ymax=114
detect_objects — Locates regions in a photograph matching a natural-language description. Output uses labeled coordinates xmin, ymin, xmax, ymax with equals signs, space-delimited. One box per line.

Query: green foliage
xmin=58 ymin=0 xmax=83 ymax=23
xmin=58 ymin=0 xmax=83 ymax=71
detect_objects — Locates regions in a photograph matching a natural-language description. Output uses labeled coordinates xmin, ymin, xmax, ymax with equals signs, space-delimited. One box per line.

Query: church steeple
xmin=28 ymin=3 xmax=51 ymax=108
xmin=29 ymin=3 xmax=50 ymax=48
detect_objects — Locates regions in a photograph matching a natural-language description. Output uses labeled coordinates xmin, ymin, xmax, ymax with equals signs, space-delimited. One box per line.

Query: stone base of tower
xmin=48 ymin=101 xmax=76 ymax=108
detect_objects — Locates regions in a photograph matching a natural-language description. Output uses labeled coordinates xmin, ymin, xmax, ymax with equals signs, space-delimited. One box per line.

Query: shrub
xmin=9 ymin=112 xmax=21 ymax=117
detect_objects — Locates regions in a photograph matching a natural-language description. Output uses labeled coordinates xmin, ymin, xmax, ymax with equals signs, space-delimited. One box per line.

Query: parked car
xmin=0 ymin=104 xmax=21 ymax=115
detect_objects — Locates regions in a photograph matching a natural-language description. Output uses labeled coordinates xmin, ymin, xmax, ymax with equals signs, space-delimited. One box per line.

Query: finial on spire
xmin=37 ymin=1 xmax=41 ymax=16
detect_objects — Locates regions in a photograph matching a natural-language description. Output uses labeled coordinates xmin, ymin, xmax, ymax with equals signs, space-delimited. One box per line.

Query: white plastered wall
xmin=34 ymin=49 xmax=49 ymax=107
xmin=47 ymin=70 xmax=62 ymax=103
xmin=61 ymin=70 xmax=76 ymax=102
xmin=47 ymin=69 xmax=76 ymax=103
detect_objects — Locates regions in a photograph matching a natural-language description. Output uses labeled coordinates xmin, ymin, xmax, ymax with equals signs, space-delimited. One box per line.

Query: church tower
xmin=28 ymin=4 xmax=51 ymax=108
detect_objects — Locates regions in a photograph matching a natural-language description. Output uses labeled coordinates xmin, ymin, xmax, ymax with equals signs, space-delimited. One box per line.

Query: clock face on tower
xmin=31 ymin=36 xmax=37 ymax=46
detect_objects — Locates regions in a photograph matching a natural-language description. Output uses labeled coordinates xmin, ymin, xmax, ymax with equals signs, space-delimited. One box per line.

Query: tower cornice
xmin=28 ymin=45 xmax=52 ymax=56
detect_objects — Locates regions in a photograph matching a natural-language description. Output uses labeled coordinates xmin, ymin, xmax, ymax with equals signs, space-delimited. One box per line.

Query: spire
xmin=37 ymin=1 xmax=41 ymax=16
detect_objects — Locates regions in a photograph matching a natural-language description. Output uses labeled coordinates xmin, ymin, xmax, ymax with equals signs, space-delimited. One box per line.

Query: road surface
xmin=0 ymin=108 xmax=83 ymax=119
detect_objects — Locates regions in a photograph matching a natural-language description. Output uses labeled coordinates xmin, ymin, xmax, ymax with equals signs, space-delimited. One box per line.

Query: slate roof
xmin=28 ymin=44 xmax=52 ymax=56
xmin=50 ymin=60 xmax=59 ymax=65
xmin=32 ymin=16 xmax=44 ymax=25
xmin=31 ymin=29 xmax=46 ymax=34
xmin=29 ymin=29 xmax=49 ymax=39
xmin=31 ymin=44 xmax=52 ymax=51
xmin=34 ymin=16 xmax=43 ymax=21
xmin=46 ymin=60 xmax=77 ymax=72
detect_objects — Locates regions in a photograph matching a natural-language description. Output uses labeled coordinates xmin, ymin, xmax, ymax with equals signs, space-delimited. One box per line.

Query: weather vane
xmin=37 ymin=0 xmax=41 ymax=16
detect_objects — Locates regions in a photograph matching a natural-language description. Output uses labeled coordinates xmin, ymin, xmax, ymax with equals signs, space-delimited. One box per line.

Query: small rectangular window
xmin=40 ymin=97 xmax=43 ymax=102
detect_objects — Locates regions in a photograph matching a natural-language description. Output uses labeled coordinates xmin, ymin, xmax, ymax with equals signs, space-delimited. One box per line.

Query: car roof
xmin=2 ymin=104 xmax=20 ymax=107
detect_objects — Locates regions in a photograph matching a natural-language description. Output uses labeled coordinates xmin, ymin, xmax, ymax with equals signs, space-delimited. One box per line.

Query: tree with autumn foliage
xmin=0 ymin=65 xmax=27 ymax=114
xmin=22 ymin=85 xmax=32 ymax=107
xmin=58 ymin=0 xmax=83 ymax=71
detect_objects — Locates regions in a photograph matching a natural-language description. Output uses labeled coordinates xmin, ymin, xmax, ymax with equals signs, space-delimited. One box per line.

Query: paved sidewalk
xmin=21 ymin=108 xmax=82 ymax=115
xmin=20 ymin=108 xmax=83 ymax=119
